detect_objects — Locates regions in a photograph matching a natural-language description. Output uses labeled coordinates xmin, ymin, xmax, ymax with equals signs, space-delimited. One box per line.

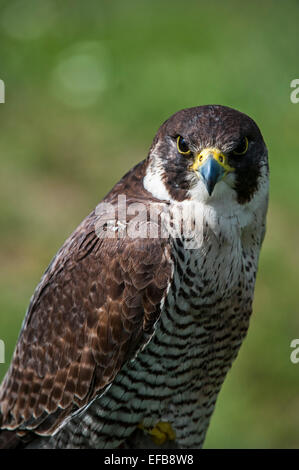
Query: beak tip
xmin=205 ymin=182 xmax=216 ymax=197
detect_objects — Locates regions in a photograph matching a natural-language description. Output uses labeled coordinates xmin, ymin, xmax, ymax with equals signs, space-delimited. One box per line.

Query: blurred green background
xmin=0 ymin=0 xmax=298 ymax=448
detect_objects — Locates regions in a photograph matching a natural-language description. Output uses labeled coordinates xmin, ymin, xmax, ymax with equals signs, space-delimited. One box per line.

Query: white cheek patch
xmin=143 ymin=166 xmax=172 ymax=201
xmin=143 ymin=151 xmax=173 ymax=201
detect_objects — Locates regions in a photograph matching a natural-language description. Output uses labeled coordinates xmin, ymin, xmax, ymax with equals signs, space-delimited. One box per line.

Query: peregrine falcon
xmin=0 ymin=105 xmax=269 ymax=449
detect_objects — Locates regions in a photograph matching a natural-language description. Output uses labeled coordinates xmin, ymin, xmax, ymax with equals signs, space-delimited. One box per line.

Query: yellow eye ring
xmin=177 ymin=136 xmax=191 ymax=155
xmin=233 ymin=136 xmax=249 ymax=155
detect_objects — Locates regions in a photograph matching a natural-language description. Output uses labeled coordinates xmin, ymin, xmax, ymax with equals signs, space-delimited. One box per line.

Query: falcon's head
xmin=144 ymin=105 xmax=269 ymax=212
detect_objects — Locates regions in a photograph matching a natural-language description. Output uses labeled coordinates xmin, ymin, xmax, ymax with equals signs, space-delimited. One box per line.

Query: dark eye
xmin=233 ymin=136 xmax=249 ymax=155
xmin=177 ymin=136 xmax=191 ymax=155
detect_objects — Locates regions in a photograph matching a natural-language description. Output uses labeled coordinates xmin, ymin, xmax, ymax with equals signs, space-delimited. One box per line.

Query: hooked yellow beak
xmin=191 ymin=148 xmax=235 ymax=195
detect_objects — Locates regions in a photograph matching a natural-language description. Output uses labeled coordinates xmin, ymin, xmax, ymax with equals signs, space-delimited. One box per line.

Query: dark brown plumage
xmin=0 ymin=200 xmax=172 ymax=443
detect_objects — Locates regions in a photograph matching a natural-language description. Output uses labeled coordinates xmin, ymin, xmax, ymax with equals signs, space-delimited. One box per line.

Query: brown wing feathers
xmin=0 ymin=209 xmax=172 ymax=444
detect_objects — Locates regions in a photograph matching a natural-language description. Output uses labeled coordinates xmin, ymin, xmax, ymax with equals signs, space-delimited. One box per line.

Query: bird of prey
xmin=0 ymin=105 xmax=269 ymax=449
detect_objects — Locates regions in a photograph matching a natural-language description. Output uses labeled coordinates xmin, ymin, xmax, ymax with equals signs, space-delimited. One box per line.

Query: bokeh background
xmin=0 ymin=0 xmax=298 ymax=448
